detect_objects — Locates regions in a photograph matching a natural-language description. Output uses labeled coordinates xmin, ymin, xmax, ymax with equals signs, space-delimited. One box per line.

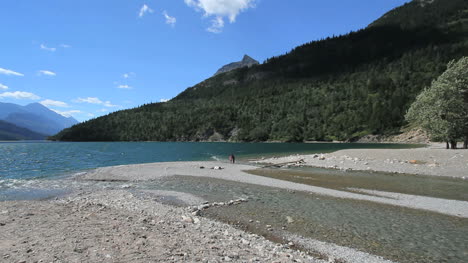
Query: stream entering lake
xmin=142 ymin=175 xmax=467 ymax=263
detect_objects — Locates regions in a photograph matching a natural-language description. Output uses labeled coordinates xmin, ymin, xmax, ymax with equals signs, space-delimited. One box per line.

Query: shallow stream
xmin=248 ymin=167 xmax=468 ymax=201
xmin=141 ymin=175 xmax=468 ymax=263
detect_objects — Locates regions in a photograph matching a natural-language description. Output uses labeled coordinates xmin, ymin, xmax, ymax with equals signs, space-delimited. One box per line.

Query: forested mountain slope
xmin=0 ymin=120 xmax=47 ymax=141
xmin=53 ymin=0 xmax=468 ymax=142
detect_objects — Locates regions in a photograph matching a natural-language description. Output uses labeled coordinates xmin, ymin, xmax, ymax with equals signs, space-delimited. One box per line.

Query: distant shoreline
xmin=18 ymin=138 xmax=428 ymax=144
xmin=255 ymin=143 xmax=468 ymax=179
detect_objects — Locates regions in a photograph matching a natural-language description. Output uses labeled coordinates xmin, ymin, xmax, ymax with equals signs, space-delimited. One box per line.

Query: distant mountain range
xmin=0 ymin=102 xmax=79 ymax=140
xmin=0 ymin=120 xmax=47 ymax=141
xmin=52 ymin=0 xmax=468 ymax=142
xmin=214 ymin=55 xmax=259 ymax=76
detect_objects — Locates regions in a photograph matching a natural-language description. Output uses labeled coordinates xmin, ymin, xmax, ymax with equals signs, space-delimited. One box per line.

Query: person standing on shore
xmin=229 ymin=154 xmax=235 ymax=164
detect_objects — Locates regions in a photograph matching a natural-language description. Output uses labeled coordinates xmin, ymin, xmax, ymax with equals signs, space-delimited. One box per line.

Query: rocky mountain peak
xmin=241 ymin=55 xmax=257 ymax=64
xmin=215 ymin=55 xmax=259 ymax=76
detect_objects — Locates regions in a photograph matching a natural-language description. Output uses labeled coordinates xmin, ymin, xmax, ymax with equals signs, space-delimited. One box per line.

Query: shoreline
xmin=0 ymin=169 xmax=403 ymax=263
xmin=77 ymin=161 xmax=468 ymax=218
xmin=255 ymin=143 xmax=468 ymax=179
xmin=2 ymin=145 xmax=467 ymax=262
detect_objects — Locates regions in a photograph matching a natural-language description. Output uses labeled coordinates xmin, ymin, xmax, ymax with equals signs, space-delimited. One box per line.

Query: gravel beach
xmin=0 ymin=190 xmax=322 ymax=263
xmin=257 ymin=144 xmax=468 ymax=178
xmin=1 ymin=145 xmax=467 ymax=263
xmin=79 ymin=161 xmax=468 ymax=218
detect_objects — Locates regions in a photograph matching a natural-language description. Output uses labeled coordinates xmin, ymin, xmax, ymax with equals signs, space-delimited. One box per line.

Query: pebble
xmin=199 ymin=204 xmax=210 ymax=210
xmin=182 ymin=216 xmax=194 ymax=223
xmin=192 ymin=210 xmax=201 ymax=216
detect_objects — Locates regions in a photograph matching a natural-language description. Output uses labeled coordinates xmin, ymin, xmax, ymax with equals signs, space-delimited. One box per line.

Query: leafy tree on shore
xmin=406 ymin=57 xmax=468 ymax=149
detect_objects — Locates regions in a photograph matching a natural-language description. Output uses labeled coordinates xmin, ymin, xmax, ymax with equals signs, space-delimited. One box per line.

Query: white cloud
xmin=0 ymin=83 xmax=8 ymax=90
xmin=160 ymin=98 xmax=170 ymax=102
xmin=207 ymin=16 xmax=225 ymax=33
xmin=98 ymin=108 xmax=109 ymax=113
xmin=74 ymin=97 xmax=104 ymax=104
xmin=122 ymin=72 xmax=135 ymax=79
xmin=40 ymin=99 xmax=69 ymax=108
xmin=117 ymin=85 xmax=133 ymax=89
xmin=0 ymin=91 xmax=40 ymax=100
xmin=60 ymin=44 xmax=72 ymax=48
xmin=185 ymin=0 xmax=255 ymax=32
xmin=40 ymin=44 xmax=56 ymax=52
xmin=0 ymin=67 xmax=24 ymax=76
xmin=51 ymin=109 xmax=81 ymax=118
xmin=139 ymin=4 xmax=154 ymax=18
xmin=103 ymin=101 xmax=118 ymax=107
xmin=74 ymin=97 xmax=119 ymax=107
xmin=38 ymin=70 xmax=56 ymax=76
xmin=163 ymin=11 xmax=177 ymax=26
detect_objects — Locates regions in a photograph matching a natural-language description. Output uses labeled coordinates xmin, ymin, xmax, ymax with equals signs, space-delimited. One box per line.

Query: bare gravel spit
xmin=2 ymin=145 xmax=467 ymax=263
xmin=257 ymin=145 xmax=468 ymax=179
xmin=0 ymin=162 xmax=403 ymax=263
xmin=79 ymin=161 xmax=468 ymax=218
xmin=0 ymin=190 xmax=323 ymax=263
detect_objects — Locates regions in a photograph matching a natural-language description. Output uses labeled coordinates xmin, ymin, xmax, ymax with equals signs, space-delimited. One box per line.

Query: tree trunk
xmin=464 ymin=137 xmax=468 ymax=149
xmin=450 ymin=140 xmax=457 ymax=149
xmin=446 ymin=141 xmax=450 ymax=149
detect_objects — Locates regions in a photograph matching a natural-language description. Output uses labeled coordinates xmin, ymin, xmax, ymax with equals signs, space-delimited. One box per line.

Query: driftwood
xmin=261 ymin=159 xmax=305 ymax=169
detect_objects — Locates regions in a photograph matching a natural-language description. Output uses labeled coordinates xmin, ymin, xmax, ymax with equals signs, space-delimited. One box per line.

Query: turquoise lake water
xmin=0 ymin=141 xmax=420 ymax=200
xmin=0 ymin=141 xmax=419 ymax=181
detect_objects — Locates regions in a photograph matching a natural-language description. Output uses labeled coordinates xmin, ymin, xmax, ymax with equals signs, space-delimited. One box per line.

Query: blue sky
xmin=0 ymin=0 xmax=410 ymax=122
